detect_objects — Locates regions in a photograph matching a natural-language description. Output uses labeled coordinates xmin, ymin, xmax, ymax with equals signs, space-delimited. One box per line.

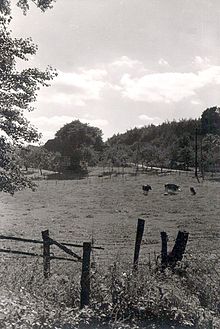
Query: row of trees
xmin=105 ymin=107 xmax=220 ymax=174
xmin=16 ymin=108 xmax=220 ymax=180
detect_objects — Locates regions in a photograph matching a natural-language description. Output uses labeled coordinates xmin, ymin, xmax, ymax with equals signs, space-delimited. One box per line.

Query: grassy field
xmin=0 ymin=168 xmax=219 ymax=265
xmin=0 ymin=168 xmax=220 ymax=328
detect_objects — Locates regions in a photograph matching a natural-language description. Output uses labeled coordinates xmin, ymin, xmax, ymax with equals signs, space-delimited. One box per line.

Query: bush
xmin=1 ymin=254 xmax=220 ymax=329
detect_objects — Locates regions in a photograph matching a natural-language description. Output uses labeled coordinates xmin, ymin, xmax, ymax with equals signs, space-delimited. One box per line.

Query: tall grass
xmin=1 ymin=254 xmax=220 ymax=329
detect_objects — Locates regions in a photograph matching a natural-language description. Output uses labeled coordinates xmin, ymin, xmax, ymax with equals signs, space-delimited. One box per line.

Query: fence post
xmin=42 ymin=230 xmax=50 ymax=278
xmin=168 ymin=231 xmax=189 ymax=267
xmin=80 ymin=242 xmax=91 ymax=309
xmin=133 ymin=218 xmax=145 ymax=271
xmin=160 ymin=231 xmax=168 ymax=270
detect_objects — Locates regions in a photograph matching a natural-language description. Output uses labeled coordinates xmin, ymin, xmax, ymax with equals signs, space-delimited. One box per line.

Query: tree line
xmin=17 ymin=107 xmax=220 ymax=178
xmin=106 ymin=107 xmax=220 ymax=174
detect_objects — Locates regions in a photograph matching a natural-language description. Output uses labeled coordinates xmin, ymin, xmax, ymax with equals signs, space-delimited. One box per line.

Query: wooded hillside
xmin=18 ymin=107 xmax=220 ymax=175
xmin=105 ymin=108 xmax=220 ymax=172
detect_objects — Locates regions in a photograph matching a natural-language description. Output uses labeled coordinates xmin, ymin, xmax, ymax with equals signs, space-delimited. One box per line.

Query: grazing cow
xmin=164 ymin=184 xmax=180 ymax=195
xmin=142 ymin=184 xmax=152 ymax=195
xmin=190 ymin=187 xmax=196 ymax=195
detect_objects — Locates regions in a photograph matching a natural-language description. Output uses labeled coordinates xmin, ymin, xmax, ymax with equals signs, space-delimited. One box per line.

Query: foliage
xmin=1 ymin=254 xmax=220 ymax=329
xmin=17 ymin=145 xmax=60 ymax=173
xmin=104 ymin=113 xmax=220 ymax=173
xmin=201 ymin=107 xmax=220 ymax=136
xmin=176 ymin=135 xmax=194 ymax=171
xmin=105 ymin=119 xmax=199 ymax=171
xmin=101 ymin=143 xmax=132 ymax=168
xmin=80 ymin=145 xmax=100 ymax=166
xmin=0 ymin=4 xmax=56 ymax=194
xmin=54 ymin=120 xmax=104 ymax=152
xmin=0 ymin=0 xmax=56 ymax=15
xmin=45 ymin=120 xmax=104 ymax=170
xmin=201 ymin=134 xmax=220 ymax=172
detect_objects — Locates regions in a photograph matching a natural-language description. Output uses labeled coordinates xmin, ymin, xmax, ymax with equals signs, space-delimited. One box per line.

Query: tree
xmin=18 ymin=145 xmax=58 ymax=174
xmin=0 ymin=3 xmax=56 ymax=194
xmin=154 ymin=146 xmax=170 ymax=172
xmin=176 ymin=135 xmax=194 ymax=170
xmin=44 ymin=120 xmax=104 ymax=171
xmin=101 ymin=143 xmax=131 ymax=171
xmin=0 ymin=0 xmax=56 ymax=15
xmin=53 ymin=120 xmax=104 ymax=152
xmin=131 ymin=141 xmax=141 ymax=171
xmin=139 ymin=143 xmax=157 ymax=169
xmin=201 ymin=134 xmax=220 ymax=174
xmin=201 ymin=107 xmax=220 ymax=136
xmin=80 ymin=146 xmax=99 ymax=166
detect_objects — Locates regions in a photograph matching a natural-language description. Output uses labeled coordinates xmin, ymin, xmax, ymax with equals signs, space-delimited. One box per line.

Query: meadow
xmin=0 ymin=168 xmax=220 ymax=328
xmin=1 ymin=168 xmax=219 ymax=263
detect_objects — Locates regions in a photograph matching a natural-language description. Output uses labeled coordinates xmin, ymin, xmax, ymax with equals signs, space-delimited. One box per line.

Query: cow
xmin=142 ymin=184 xmax=152 ymax=195
xmin=164 ymin=184 xmax=181 ymax=195
xmin=190 ymin=187 xmax=196 ymax=195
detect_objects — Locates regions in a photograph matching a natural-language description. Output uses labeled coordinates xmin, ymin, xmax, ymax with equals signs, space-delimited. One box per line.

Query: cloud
xmin=111 ymin=56 xmax=142 ymax=68
xmin=138 ymin=114 xmax=162 ymax=125
xmin=27 ymin=115 xmax=109 ymax=143
xmin=39 ymin=57 xmax=146 ymax=106
xmin=191 ymin=100 xmax=201 ymax=105
xmin=193 ymin=56 xmax=210 ymax=66
xmin=55 ymin=69 xmax=107 ymax=89
xmin=81 ymin=118 xmax=109 ymax=127
xmin=120 ymin=66 xmax=220 ymax=103
xmin=37 ymin=57 xmax=220 ymax=109
xmin=139 ymin=114 xmax=161 ymax=122
xmin=158 ymin=58 xmax=169 ymax=66
xmin=43 ymin=68 xmax=108 ymax=106
xmin=41 ymin=93 xmax=86 ymax=106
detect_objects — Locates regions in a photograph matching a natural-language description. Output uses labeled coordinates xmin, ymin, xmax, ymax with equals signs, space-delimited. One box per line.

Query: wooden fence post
xmin=169 ymin=231 xmax=189 ymax=266
xmin=160 ymin=231 xmax=168 ymax=270
xmin=133 ymin=218 xmax=145 ymax=271
xmin=80 ymin=242 xmax=91 ymax=309
xmin=42 ymin=230 xmax=50 ymax=278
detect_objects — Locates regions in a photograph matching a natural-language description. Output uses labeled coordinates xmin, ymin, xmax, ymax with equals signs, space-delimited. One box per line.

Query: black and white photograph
xmin=0 ymin=1 xmax=220 ymax=328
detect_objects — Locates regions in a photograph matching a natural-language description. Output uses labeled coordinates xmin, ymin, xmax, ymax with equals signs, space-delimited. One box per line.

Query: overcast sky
xmin=11 ymin=0 xmax=220 ymax=142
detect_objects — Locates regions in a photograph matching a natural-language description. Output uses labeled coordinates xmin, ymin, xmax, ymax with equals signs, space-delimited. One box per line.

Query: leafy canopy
xmin=201 ymin=106 xmax=220 ymax=136
xmin=0 ymin=1 xmax=56 ymax=194
xmin=0 ymin=0 xmax=56 ymax=15
xmin=45 ymin=120 xmax=104 ymax=155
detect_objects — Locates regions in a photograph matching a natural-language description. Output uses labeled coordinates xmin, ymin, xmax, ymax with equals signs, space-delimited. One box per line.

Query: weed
xmin=1 ymin=254 xmax=220 ymax=329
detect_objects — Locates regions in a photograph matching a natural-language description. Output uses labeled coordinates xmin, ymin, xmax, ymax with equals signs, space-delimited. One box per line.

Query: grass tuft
xmin=1 ymin=254 xmax=220 ymax=329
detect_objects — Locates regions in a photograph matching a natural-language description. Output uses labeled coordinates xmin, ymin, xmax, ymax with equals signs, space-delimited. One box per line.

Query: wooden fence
xmin=0 ymin=220 xmax=189 ymax=308
xmin=133 ymin=219 xmax=189 ymax=271
xmin=0 ymin=230 xmax=104 ymax=309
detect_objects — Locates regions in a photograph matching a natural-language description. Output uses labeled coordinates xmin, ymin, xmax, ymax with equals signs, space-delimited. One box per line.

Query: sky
xmin=11 ymin=0 xmax=220 ymax=143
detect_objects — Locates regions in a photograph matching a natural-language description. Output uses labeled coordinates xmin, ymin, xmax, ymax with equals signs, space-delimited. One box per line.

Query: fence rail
xmin=0 ymin=230 xmax=105 ymax=308
xmin=0 ymin=220 xmax=189 ymax=309
xmin=0 ymin=235 xmax=104 ymax=250
xmin=0 ymin=248 xmax=78 ymax=262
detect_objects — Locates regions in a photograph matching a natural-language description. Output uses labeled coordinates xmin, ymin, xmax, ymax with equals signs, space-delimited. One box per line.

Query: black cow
xmin=164 ymin=184 xmax=180 ymax=194
xmin=190 ymin=187 xmax=196 ymax=195
xmin=142 ymin=185 xmax=152 ymax=195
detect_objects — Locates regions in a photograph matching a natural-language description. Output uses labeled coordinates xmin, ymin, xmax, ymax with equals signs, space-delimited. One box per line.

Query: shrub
xmin=0 ymin=254 xmax=219 ymax=329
